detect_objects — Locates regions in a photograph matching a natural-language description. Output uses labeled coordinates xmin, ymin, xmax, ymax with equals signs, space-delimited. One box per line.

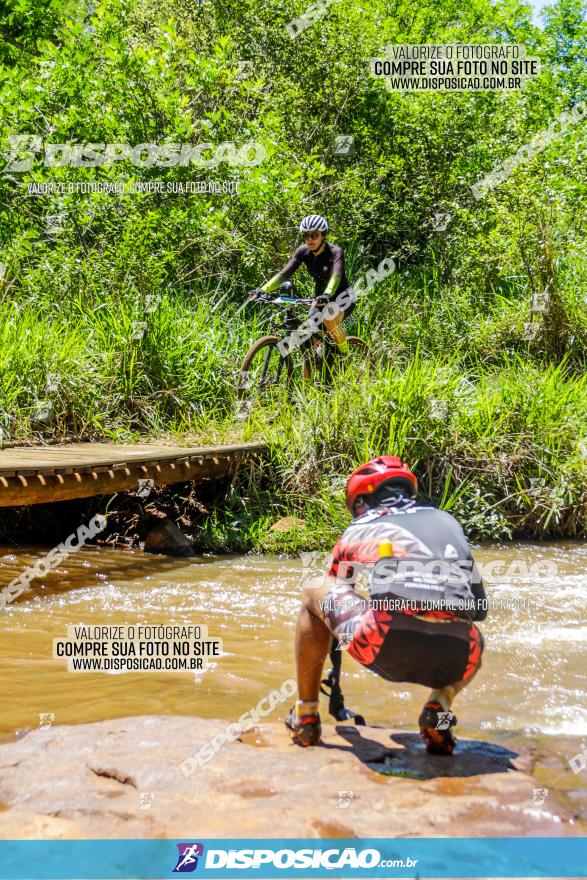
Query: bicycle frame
xmin=240 ymin=283 xmax=367 ymax=401
xmin=250 ymin=288 xmax=332 ymax=362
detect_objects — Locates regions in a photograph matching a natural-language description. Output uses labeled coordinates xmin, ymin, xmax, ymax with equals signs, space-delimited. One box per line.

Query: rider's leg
xmin=427 ymin=662 xmax=482 ymax=720
xmin=324 ymin=312 xmax=349 ymax=353
xmin=289 ymin=580 xmax=369 ymax=745
xmin=419 ymin=623 xmax=484 ymax=754
xmin=427 ymin=636 xmax=483 ymax=712
xmin=295 ymin=583 xmax=332 ymax=704
xmin=286 ymin=583 xmax=332 ymax=745
xmin=418 ymin=660 xmax=483 ymax=754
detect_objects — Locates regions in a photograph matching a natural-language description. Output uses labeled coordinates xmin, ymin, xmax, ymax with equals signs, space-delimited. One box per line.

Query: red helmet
xmin=345 ymin=456 xmax=417 ymax=513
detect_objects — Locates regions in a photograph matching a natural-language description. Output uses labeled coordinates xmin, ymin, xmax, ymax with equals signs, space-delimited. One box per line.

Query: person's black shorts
xmin=321 ymin=587 xmax=484 ymax=689
xmin=308 ymin=287 xmax=356 ymax=324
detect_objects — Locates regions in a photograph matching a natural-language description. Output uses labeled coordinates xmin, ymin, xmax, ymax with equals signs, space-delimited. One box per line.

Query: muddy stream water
xmin=0 ymin=542 xmax=585 ymax=742
xmin=1 ymin=540 xmax=586 ymax=837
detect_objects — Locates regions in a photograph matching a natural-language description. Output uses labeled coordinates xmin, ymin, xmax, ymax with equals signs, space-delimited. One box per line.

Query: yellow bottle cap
xmin=379 ymin=540 xmax=394 ymax=558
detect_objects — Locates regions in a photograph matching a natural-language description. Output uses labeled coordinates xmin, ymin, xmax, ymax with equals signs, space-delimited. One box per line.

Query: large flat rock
xmin=0 ymin=716 xmax=584 ymax=839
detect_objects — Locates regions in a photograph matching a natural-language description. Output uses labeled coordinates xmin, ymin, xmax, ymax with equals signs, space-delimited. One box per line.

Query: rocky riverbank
xmin=0 ymin=715 xmax=585 ymax=839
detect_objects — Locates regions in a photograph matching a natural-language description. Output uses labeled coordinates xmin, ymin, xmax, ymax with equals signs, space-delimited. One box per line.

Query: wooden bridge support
xmin=0 ymin=442 xmax=265 ymax=508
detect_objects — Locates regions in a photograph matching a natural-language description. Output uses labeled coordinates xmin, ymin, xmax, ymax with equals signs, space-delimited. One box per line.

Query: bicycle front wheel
xmin=237 ymin=335 xmax=294 ymax=401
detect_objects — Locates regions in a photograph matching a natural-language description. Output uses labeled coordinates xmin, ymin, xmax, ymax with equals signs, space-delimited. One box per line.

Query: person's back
xmin=329 ymin=500 xmax=487 ymax=624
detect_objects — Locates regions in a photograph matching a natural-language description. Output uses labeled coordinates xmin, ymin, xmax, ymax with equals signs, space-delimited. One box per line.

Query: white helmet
xmin=299 ymin=214 xmax=328 ymax=233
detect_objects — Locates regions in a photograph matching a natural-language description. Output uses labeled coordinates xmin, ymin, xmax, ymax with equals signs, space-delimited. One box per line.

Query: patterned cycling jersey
xmin=265 ymin=242 xmax=350 ymax=298
xmin=327 ymin=502 xmax=487 ymax=622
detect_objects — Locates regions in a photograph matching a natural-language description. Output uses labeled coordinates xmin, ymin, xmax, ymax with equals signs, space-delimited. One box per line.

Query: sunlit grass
xmin=0 ymin=265 xmax=585 ymax=542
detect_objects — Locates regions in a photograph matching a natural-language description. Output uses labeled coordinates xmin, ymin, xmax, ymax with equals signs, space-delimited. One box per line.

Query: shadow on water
xmin=324 ymin=725 xmax=518 ymax=779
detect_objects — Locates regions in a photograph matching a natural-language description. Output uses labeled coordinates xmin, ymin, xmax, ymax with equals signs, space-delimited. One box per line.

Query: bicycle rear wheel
xmin=237 ymin=335 xmax=294 ymax=401
xmin=346 ymin=335 xmax=370 ymax=362
xmin=302 ymin=335 xmax=370 ymax=382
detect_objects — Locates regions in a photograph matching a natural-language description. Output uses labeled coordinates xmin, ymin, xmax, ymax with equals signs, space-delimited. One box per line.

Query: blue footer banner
xmin=0 ymin=838 xmax=585 ymax=879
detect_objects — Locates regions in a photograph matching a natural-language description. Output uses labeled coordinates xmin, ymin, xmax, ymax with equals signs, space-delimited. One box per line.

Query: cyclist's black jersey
xmin=276 ymin=242 xmax=350 ymax=297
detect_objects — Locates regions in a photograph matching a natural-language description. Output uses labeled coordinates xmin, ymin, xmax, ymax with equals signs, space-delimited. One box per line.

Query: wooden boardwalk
xmin=0 ymin=441 xmax=265 ymax=507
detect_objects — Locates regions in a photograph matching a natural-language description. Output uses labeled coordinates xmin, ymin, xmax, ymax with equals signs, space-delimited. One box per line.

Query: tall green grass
xmin=1 ymin=265 xmax=585 ymax=542
xmin=248 ymin=352 xmax=587 ymax=545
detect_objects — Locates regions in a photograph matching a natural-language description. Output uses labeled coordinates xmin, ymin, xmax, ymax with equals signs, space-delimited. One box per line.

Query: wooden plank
xmin=0 ymin=455 xmax=241 ymax=506
xmin=0 ymin=441 xmax=265 ymax=507
xmin=0 ymin=441 xmax=265 ymax=473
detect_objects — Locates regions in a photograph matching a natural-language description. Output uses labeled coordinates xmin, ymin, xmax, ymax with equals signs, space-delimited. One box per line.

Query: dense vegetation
xmin=0 ymin=0 xmax=585 ymax=544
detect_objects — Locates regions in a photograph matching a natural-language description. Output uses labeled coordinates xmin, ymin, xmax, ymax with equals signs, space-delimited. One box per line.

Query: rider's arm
xmin=260 ymin=247 xmax=304 ymax=294
xmin=323 ymin=245 xmax=345 ymax=298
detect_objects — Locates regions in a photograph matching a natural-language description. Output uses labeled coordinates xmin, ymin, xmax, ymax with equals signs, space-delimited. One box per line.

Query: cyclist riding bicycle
xmin=248 ymin=215 xmax=355 ymax=353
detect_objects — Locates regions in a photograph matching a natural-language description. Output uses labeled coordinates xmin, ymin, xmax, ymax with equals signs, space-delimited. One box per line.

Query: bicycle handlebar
xmin=249 ymin=292 xmax=314 ymax=306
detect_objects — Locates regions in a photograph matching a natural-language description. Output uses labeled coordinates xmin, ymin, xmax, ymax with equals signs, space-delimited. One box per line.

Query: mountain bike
xmin=237 ymin=284 xmax=369 ymax=401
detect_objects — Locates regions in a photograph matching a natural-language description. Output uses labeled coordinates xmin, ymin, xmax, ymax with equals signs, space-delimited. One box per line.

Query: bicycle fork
xmin=259 ymin=347 xmax=287 ymax=386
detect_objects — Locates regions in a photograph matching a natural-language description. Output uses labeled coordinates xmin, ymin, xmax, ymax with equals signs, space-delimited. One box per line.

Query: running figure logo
xmin=136 ymin=478 xmax=154 ymax=498
xmin=38 ymin=713 xmax=55 ymax=730
xmin=435 ymin=711 xmax=455 ymax=730
xmin=336 ymin=632 xmax=354 ymax=651
xmin=299 ymin=551 xmax=330 ymax=590
xmin=332 ymin=135 xmax=355 ymax=156
xmin=173 ymin=843 xmax=204 ymax=873
xmin=532 ymin=788 xmax=548 ymax=806
xmin=337 ymin=790 xmax=354 ymax=808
